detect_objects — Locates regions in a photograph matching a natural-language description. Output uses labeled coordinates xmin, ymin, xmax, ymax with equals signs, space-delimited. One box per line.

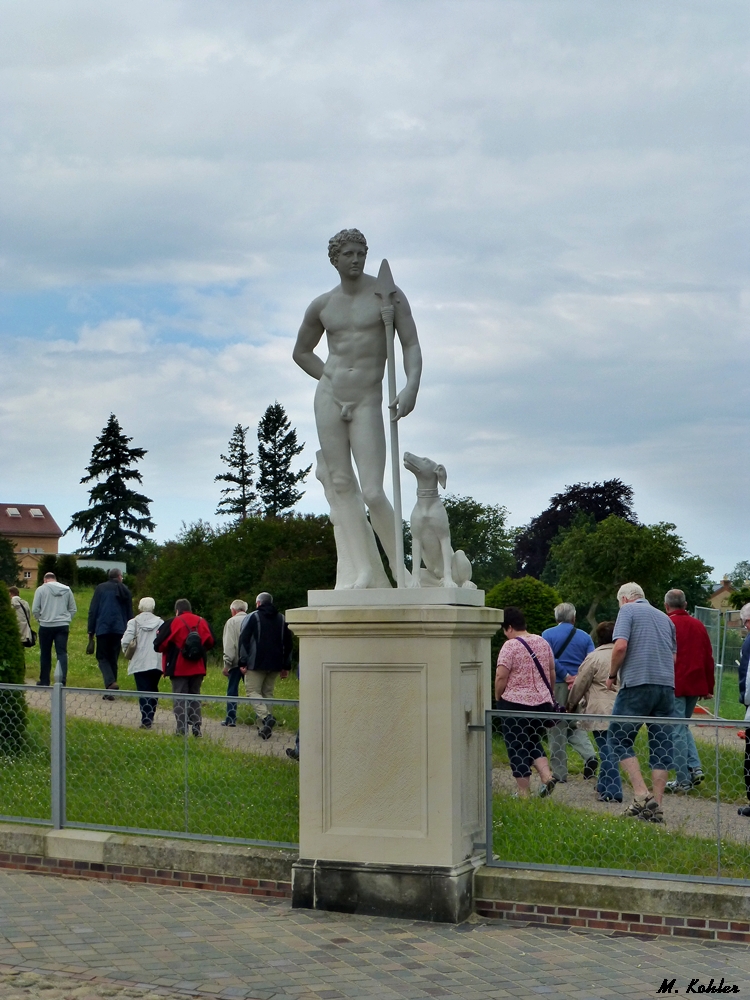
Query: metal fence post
xmin=485 ymin=710 xmax=494 ymax=864
xmin=50 ymin=662 xmax=66 ymax=830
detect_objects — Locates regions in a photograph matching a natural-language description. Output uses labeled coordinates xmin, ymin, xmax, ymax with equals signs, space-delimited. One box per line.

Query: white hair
xmin=256 ymin=592 xmax=273 ymax=605
xmin=617 ymin=582 xmax=645 ymax=602
xmin=230 ymin=599 xmax=248 ymax=613
xmin=740 ymin=603 xmax=750 ymax=624
xmin=138 ymin=596 xmax=155 ymax=613
xmin=554 ymin=603 xmax=576 ymax=624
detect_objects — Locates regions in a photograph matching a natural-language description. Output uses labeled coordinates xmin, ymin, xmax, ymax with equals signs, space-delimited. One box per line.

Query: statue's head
xmin=328 ymin=228 xmax=368 ymax=267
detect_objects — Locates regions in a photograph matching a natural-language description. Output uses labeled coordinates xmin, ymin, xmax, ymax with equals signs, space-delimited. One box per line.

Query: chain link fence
xmin=0 ymin=680 xmax=299 ymax=848
xmin=484 ymin=707 xmax=750 ymax=884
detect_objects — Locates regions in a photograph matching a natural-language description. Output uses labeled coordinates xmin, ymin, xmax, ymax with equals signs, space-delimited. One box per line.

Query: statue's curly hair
xmin=328 ymin=228 xmax=368 ymax=267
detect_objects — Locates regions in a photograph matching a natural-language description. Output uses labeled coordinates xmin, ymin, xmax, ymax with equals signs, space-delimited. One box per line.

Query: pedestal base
xmin=292 ymin=857 xmax=477 ymax=923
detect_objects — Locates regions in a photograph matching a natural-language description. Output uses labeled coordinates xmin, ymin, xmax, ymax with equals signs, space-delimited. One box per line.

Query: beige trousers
xmin=244 ymin=670 xmax=280 ymax=721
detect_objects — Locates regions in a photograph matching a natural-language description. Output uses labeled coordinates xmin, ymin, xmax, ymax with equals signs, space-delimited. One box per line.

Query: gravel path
xmin=21 ymin=685 xmax=297 ymax=760
xmin=492 ymin=765 xmax=750 ymax=846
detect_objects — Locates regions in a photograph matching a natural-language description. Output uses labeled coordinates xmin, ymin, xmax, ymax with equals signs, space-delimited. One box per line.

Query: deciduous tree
xmin=545 ymin=515 xmax=712 ymax=627
xmin=443 ymin=495 xmax=516 ymax=591
xmin=514 ymin=479 xmax=637 ymax=579
xmin=66 ymin=414 xmax=155 ymax=559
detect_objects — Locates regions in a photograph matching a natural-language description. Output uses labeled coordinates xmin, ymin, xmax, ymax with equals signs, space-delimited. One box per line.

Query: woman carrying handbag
xmin=494 ymin=606 xmax=559 ymax=798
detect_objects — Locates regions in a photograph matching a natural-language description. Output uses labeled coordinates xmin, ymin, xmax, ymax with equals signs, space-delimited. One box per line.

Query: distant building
xmin=77 ymin=559 xmax=127 ymax=575
xmin=0 ymin=504 xmax=63 ymax=585
xmin=708 ymin=577 xmax=735 ymax=610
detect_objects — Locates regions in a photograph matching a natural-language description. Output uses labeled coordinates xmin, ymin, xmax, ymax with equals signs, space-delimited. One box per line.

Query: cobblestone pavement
xmin=0 ymin=869 xmax=749 ymax=1000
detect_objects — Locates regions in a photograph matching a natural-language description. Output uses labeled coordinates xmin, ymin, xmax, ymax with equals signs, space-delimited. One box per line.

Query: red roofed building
xmin=0 ymin=504 xmax=63 ymax=584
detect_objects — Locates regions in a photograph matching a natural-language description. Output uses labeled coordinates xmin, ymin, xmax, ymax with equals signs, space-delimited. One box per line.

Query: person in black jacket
xmin=87 ymin=569 xmax=133 ymax=695
xmin=238 ymin=592 xmax=293 ymax=739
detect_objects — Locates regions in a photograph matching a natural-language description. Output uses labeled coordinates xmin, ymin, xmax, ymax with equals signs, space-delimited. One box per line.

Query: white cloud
xmin=0 ymin=0 xmax=747 ymax=576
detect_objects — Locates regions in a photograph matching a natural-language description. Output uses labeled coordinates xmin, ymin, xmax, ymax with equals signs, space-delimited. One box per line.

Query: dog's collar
xmin=416 ymin=488 xmax=440 ymax=498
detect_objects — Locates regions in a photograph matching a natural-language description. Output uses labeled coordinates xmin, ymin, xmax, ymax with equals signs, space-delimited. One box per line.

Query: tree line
xmin=1 ymin=408 xmax=738 ymax=643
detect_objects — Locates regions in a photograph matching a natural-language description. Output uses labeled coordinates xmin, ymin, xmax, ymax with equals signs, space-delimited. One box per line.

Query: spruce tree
xmin=256 ymin=402 xmax=311 ymax=517
xmin=215 ymin=423 xmax=257 ymax=521
xmin=0 ymin=538 xmax=20 ymax=586
xmin=66 ymin=414 xmax=155 ymax=559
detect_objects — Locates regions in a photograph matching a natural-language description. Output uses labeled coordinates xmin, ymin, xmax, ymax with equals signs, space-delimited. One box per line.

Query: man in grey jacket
xmin=32 ymin=572 xmax=77 ymax=685
xmin=220 ymin=599 xmax=248 ymax=727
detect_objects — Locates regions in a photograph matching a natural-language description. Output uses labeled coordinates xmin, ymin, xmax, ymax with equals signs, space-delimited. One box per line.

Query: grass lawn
xmin=19 ymin=587 xmax=300 ymax=730
xmin=0 ymin=707 xmax=299 ymax=844
xmin=492 ymin=793 xmax=750 ymax=879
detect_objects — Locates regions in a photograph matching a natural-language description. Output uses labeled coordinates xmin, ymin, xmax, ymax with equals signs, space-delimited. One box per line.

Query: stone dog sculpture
xmin=403 ymin=452 xmax=476 ymax=590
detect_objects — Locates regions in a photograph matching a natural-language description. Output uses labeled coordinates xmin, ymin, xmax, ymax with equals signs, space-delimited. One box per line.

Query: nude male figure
xmin=293 ymin=229 xmax=422 ymax=585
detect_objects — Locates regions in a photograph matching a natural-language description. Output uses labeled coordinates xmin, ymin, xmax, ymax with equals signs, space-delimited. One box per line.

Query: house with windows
xmin=0 ymin=504 xmax=63 ymax=584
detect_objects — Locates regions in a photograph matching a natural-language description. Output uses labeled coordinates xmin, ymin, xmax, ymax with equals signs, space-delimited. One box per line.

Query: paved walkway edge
xmin=475 ymin=864 xmax=750 ymax=943
xmin=0 ymin=822 xmax=295 ymax=899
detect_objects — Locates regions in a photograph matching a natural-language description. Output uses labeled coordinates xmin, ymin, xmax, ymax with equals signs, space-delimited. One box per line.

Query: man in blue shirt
xmin=542 ymin=603 xmax=597 ymax=782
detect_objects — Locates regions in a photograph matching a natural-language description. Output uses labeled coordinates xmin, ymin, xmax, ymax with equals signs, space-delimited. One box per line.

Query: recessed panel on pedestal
xmin=323 ymin=663 xmax=427 ymax=838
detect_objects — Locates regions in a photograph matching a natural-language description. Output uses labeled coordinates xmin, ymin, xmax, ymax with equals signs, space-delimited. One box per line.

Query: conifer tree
xmin=215 ymin=423 xmax=257 ymax=521
xmin=0 ymin=538 xmax=20 ymax=586
xmin=256 ymin=402 xmax=311 ymax=517
xmin=66 ymin=414 xmax=155 ymax=559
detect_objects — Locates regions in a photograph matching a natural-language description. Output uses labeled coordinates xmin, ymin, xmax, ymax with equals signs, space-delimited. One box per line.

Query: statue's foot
xmin=352 ymin=569 xmax=377 ymax=589
xmin=441 ymin=578 xmax=458 ymax=589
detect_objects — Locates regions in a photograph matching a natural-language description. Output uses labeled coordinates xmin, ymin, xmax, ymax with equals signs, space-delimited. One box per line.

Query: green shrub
xmin=486 ymin=575 xmax=561 ymax=636
xmin=142 ymin=515 xmax=336 ymax=642
xmin=0 ymin=582 xmax=28 ymax=754
xmin=77 ymin=566 xmax=108 ymax=587
xmin=36 ymin=553 xmax=78 ymax=588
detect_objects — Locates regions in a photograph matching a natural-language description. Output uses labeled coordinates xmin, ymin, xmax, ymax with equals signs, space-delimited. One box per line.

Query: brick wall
xmin=475 ymin=898 xmax=750 ymax=944
xmin=0 ymin=851 xmax=291 ymax=899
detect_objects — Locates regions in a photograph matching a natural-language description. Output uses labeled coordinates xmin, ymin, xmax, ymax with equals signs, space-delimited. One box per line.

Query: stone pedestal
xmin=285 ymin=598 xmax=503 ymax=923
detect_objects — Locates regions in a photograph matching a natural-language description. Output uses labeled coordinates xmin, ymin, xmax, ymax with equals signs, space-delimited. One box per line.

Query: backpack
xmin=181 ymin=622 xmax=205 ymax=662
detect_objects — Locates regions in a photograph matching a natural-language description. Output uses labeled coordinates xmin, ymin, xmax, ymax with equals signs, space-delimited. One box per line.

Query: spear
xmin=374 ymin=258 xmax=406 ymax=588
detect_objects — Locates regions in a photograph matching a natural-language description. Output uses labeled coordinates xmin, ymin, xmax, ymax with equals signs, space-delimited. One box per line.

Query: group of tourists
xmin=494 ymin=584 xmax=741 ymax=824
xmin=10 ymin=571 xmax=295 ymax=752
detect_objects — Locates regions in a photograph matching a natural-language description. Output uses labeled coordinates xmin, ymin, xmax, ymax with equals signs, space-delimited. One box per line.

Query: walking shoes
xmin=623 ymin=795 xmax=664 ymax=823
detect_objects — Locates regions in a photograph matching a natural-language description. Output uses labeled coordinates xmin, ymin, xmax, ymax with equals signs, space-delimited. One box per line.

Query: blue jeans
xmin=672 ymin=695 xmax=701 ymax=784
xmin=608 ymin=684 xmax=675 ymax=770
xmin=594 ymin=730 xmax=622 ymax=801
xmin=225 ymin=667 xmax=243 ymax=724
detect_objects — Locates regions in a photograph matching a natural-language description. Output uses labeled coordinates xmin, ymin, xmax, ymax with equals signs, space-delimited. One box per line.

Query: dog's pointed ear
xmin=437 ymin=465 xmax=447 ymax=489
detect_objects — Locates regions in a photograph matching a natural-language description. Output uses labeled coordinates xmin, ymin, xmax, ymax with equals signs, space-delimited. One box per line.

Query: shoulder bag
xmin=516 ymin=637 xmax=566 ymax=726
xmin=124 ymin=622 xmax=138 ymax=660
xmin=552 ymin=623 xmax=576 ymax=661
xmin=19 ymin=602 xmax=36 ymax=649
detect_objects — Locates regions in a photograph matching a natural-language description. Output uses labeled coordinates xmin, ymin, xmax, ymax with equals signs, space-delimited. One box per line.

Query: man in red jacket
xmin=154 ymin=598 xmax=215 ymax=737
xmin=664 ymin=589 xmax=714 ymax=793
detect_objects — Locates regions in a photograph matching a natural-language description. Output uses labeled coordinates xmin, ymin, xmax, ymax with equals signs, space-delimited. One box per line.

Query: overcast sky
xmin=0 ymin=1 xmax=747 ymax=579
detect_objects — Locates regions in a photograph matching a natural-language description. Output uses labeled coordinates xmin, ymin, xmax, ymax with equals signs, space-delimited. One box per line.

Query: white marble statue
xmin=293 ymin=229 xmax=422 ymax=588
xmin=403 ymin=452 xmax=476 ymax=590
xmin=314 ymin=449 xmax=390 ymax=590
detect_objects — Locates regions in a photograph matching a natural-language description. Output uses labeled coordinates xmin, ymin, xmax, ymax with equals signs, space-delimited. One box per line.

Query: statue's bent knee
xmin=330 ymin=472 xmax=357 ymax=496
